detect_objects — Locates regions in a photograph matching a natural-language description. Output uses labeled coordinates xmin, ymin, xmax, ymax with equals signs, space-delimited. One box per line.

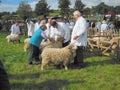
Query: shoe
xmin=28 ymin=62 xmax=33 ymax=65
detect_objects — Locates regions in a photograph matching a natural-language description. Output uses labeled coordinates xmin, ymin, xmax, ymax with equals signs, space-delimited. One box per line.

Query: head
xmin=66 ymin=43 xmax=77 ymax=50
xmin=26 ymin=19 xmax=30 ymax=23
xmin=15 ymin=21 xmax=19 ymax=26
xmin=40 ymin=25 xmax=47 ymax=31
xmin=37 ymin=17 xmax=41 ymax=23
xmin=41 ymin=20 xmax=46 ymax=25
xmin=51 ymin=20 xmax=58 ymax=28
xmin=73 ymin=10 xmax=81 ymax=20
xmin=47 ymin=18 xmax=52 ymax=24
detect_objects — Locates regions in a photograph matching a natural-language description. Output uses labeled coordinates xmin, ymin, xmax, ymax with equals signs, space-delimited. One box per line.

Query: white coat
xmin=71 ymin=16 xmax=87 ymax=46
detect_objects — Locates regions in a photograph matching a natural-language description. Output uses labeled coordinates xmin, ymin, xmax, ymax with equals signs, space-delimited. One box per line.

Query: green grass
xmin=0 ymin=31 xmax=120 ymax=90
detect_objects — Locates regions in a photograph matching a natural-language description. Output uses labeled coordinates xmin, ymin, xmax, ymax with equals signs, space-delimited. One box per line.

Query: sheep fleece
xmin=41 ymin=44 xmax=77 ymax=70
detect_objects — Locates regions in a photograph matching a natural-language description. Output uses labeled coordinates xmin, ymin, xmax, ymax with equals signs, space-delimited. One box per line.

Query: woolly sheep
xmin=24 ymin=38 xmax=62 ymax=52
xmin=6 ymin=34 xmax=20 ymax=43
xmin=24 ymin=38 xmax=30 ymax=52
xmin=41 ymin=43 xmax=77 ymax=70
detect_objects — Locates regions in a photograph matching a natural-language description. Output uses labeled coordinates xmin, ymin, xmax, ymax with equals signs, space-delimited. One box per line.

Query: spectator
xmin=101 ymin=20 xmax=108 ymax=35
xmin=26 ymin=19 xmax=34 ymax=38
xmin=10 ymin=21 xmax=20 ymax=35
xmin=71 ymin=10 xmax=87 ymax=66
xmin=34 ymin=18 xmax=41 ymax=32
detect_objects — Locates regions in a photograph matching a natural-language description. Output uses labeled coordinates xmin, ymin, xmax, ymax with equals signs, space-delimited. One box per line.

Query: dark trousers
xmin=74 ymin=46 xmax=83 ymax=64
xmin=28 ymin=44 xmax=40 ymax=64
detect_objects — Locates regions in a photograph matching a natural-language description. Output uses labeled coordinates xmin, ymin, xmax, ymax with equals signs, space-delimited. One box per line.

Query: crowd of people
xmin=23 ymin=10 xmax=87 ymax=66
xmin=5 ymin=10 xmax=120 ymax=67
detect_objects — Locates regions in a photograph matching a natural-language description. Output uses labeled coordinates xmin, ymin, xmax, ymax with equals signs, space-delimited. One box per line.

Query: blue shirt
xmin=29 ymin=28 xmax=43 ymax=48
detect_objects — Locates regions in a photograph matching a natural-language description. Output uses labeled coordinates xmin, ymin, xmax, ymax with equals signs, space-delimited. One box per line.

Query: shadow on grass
xmin=68 ymin=50 xmax=120 ymax=69
xmin=10 ymin=79 xmax=85 ymax=90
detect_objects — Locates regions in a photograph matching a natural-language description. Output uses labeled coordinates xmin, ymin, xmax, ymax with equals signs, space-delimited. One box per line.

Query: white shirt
xmin=71 ymin=16 xmax=87 ymax=46
xmin=101 ymin=23 xmax=108 ymax=32
xmin=49 ymin=24 xmax=64 ymax=40
xmin=27 ymin=21 xmax=34 ymax=37
xmin=58 ymin=22 xmax=70 ymax=43
xmin=34 ymin=22 xmax=41 ymax=32
xmin=96 ymin=21 xmax=102 ymax=30
xmin=10 ymin=24 xmax=20 ymax=35
xmin=44 ymin=23 xmax=51 ymax=38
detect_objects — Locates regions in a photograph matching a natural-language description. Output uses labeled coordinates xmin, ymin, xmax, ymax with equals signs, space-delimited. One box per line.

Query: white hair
xmin=73 ymin=10 xmax=81 ymax=16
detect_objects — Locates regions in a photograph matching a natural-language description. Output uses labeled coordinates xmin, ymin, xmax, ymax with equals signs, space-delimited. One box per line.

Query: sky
xmin=0 ymin=0 xmax=120 ymax=12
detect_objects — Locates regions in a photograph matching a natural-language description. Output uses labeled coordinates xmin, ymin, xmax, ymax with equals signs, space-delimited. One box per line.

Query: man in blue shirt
xmin=28 ymin=25 xmax=47 ymax=65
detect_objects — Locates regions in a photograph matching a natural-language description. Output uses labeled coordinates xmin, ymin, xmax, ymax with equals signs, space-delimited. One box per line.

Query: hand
xmin=73 ymin=35 xmax=78 ymax=40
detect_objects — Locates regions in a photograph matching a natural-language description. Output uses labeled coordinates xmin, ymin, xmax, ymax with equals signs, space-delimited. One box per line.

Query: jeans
xmin=28 ymin=44 xmax=40 ymax=64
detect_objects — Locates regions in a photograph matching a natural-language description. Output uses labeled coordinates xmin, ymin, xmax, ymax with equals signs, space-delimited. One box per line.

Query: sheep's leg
xmin=63 ymin=61 xmax=68 ymax=70
xmin=64 ymin=65 xmax=68 ymax=70
xmin=41 ymin=60 xmax=49 ymax=70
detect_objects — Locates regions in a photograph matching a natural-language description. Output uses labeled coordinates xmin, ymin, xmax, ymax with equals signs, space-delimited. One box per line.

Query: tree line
xmin=0 ymin=0 xmax=120 ymax=20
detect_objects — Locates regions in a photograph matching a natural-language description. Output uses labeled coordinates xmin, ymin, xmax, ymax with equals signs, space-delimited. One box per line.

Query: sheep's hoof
xmin=41 ymin=67 xmax=44 ymax=70
xmin=65 ymin=67 xmax=68 ymax=70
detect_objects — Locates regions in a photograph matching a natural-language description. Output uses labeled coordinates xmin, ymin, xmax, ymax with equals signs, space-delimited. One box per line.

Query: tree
xmin=35 ymin=0 xmax=49 ymax=17
xmin=16 ymin=1 xmax=32 ymax=20
xmin=95 ymin=2 xmax=109 ymax=14
xmin=58 ymin=0 xmax=70 ymax=16
xmin=115 ymin=6 xmax=120 ymax=14
xmin=74 ymin=0 xmax=85 ymax=12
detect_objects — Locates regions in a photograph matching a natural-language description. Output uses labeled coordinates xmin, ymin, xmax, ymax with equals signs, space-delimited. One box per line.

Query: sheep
xmin=40 ymin=39 xmax=62 ymax=50
xmin=23 ymin=36 xmax=63 ymax=52
xmin=24 ymin=38 xmax=30 ymax=52
xmin=6 ymin=34 xmax=20 ymax=43
xmin=41 ymin=43 xmax=77 ymax=70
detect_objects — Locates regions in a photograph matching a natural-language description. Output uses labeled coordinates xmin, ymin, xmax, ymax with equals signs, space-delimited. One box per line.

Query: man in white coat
xmin=34 ymin=18 xmax=41 ymax=32
xmin=57 ymin=17 xmax=70 ymax=47
xmin=26 ymin=19 xmax=34 ymax=38
xmin=71 ymin=10 xmax=87 ymax=66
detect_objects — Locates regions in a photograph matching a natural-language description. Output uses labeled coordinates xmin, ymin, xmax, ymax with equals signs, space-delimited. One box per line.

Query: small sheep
xmin=6 ymin=34 xmax=20 ymax=43
xmin=41 ymin=43 xmax=77 ymax=70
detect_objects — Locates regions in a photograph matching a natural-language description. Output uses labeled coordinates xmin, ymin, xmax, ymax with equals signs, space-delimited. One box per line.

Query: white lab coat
xmin=58 ymin=22 xmax=70 ymax=43
xmin=27 ymin=21 xmax=34 ymax=37
xmin=71 ymin=16 xmax=87 ymax=46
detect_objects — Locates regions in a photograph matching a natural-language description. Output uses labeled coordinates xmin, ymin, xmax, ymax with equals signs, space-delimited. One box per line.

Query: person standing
xmin=57 ymin=17 xmax=70 ymax=47
xmin=34 ymin=18 xmax=41 ymax=32
xmin=26 ymin=19 xmax=34 ymax=38
xmin=28 ymin=25 xmax=47 ymax=65
xmin=71 ymin=10 xmax=87 ymax=66
xmin=10 ymin=21 xmax=20 ymax=35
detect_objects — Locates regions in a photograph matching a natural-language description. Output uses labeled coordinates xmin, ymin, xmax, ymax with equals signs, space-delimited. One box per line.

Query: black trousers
xmin=28 ymin=44 xmax=40 ymax=64
xmin=74 ymin=46 xmax=83 ymax=64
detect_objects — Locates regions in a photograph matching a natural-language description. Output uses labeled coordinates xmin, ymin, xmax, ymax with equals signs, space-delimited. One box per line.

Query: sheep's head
xmin=66 ymin=43 xmax=77 ymax=50
xmin=66 ymin=43 xmax=77 ymax=58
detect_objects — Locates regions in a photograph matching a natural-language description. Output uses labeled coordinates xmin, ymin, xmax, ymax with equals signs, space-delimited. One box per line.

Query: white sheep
xmin=6 ymin=34 xmax=20 ymax=43
xmin=24 ymin=38 xmax=30 ymax=52
xmin=41 ymin=43 xmax=77 ymax=70
xmin=23 ymin=38 xmax=62 ymax=52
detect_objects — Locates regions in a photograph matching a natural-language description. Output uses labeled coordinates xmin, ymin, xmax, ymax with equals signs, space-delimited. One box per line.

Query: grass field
xmin=0 ymin=31 xmax=120 ymax=90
